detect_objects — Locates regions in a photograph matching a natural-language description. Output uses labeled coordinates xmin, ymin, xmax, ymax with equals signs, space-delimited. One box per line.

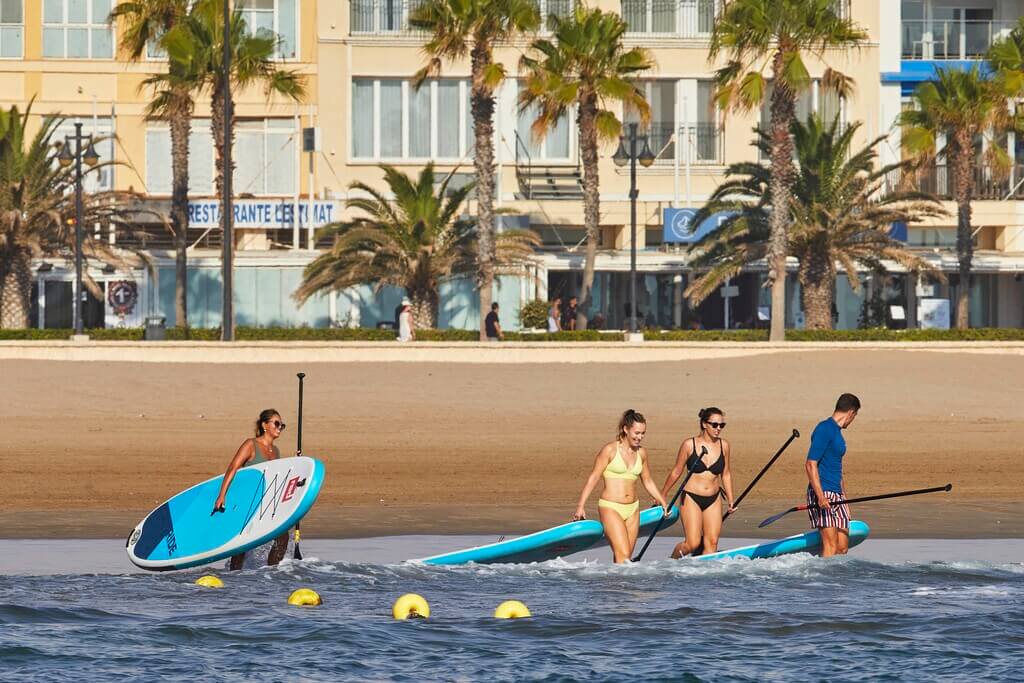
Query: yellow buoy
xmin=494 ymin=600 xmax=531 ymax=619
xmin=392 ymin=593 xmax=430 ymax=620
xmin=194 ymin=575 xmax=224 ymax=588
xmin=287 ymin=588 xmax=322 ymax=607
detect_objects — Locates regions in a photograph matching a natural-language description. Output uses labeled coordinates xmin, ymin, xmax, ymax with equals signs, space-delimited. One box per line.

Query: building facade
xmin=6 ymin=0 xmax=1024 ymax=330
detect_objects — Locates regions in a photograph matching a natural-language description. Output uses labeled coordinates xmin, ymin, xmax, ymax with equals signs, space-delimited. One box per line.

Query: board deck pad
xmin=695 ymin=520 xmax=870 ymax=560
xmin=419 ymin=505 xmax=680 ymax=565
xmin=126 ymin=456 xmax=324 ymax=571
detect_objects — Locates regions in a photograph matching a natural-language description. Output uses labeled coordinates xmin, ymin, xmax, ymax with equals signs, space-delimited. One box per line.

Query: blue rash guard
xmin=806 ymin=417 xmax=846 ymax=493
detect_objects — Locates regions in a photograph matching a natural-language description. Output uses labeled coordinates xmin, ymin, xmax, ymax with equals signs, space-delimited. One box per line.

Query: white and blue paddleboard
xmin=694 ymin=520 xmax=870 ymax=561
xmin=419 ymin=505 xmax=679 ymax=565
xmin=126 ymin=456 xmax=325 ymax=571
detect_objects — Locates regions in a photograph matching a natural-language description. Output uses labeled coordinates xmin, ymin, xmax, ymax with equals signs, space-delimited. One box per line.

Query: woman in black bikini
xmin=660 ymin=407 xmax=736 ymax=558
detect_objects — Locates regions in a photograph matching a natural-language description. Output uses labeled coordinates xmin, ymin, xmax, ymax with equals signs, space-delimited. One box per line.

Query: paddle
xmin=692 ymin=428 xmax=801 ymax=555
xmin=293 ymin=372 xmax=305 ymax=561
xmin=758 ymin=483 xmax=953 ymax=528
xmin=631 ymin=446 xmax=706 ymax=562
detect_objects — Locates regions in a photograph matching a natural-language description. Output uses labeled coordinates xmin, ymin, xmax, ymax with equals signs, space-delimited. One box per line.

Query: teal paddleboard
xmin=694 ymin=520 xmax=870 ymax=560
xmin=419 ymin=505 xmax=679 ymax=565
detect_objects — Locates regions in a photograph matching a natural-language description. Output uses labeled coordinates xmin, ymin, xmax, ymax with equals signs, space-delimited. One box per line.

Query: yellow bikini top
xmin=603 ymin=442 xmax=643 ymax=481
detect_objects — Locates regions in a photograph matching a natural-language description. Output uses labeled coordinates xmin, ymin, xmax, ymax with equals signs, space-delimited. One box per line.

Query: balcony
xmin=901 ymin=19 xmax=1016 ymax=60
xmin=350 ymin=0 xmax=424 ymax=36
xmin=886 ymin=164 xmax=1024 ymax=200
xmin=622 ymin=0 xmax=717 ymax=39
xmin=643 ymin=122 xmax=723 ymax=166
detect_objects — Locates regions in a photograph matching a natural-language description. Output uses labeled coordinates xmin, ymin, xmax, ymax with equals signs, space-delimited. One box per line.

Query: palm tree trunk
xmin=767 ymin=53 xmax=797 ymax=341
xmin=409 ymin=290 xmax=439 ymax=330
xmin=576 ymin=98 xmax=600 ymax=331
xmin=952 ymin=143 xmax=973 ymax=329
xmin=799 ymin=246 xmax=836 ymax=330
xmin=0 ymin=247 xmax=32 ymax=329
xmin=211 ymin=82 xmax=234 ymax=334
xmin=471 ymin=44 xmax=496 ymax=341
xmin=169 ymin=103 xmax=192 ymax=334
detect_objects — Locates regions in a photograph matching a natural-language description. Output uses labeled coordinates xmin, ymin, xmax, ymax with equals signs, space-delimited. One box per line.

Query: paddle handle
xmin=722 ymin=428 xmax=799 ymax=522
xmin=632 ymin=446 xmax=706 ymax=561
xmin=293 ymin=372 xmax=306 ymax=561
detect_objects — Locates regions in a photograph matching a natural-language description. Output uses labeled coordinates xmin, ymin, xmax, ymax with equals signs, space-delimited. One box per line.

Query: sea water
xmin=1 ymin=538 xmax=1021 ymax=682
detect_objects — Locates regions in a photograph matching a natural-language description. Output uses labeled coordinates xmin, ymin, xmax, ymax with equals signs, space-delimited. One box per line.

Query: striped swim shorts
xmin=807 ymin=486 xmax=850 ymax=530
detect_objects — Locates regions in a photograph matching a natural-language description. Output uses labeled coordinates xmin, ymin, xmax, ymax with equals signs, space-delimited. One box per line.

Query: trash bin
xmin=145 ymin=316 xmax=166 ymax=341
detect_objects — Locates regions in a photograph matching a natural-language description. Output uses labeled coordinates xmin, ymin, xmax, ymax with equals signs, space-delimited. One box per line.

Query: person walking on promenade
xmin=572 ymin=409 xmax=669 ymax=563
xmin=548 ymin=297 xmax=562 ymax=332
xmin=485 ymin=302 xmax=503 ymax=341
xmin=806 ymin=393 xmax=861 ymax=557
xmin=398 ymin=298 xmax=415 ymax=342
xmin=561 ymin=296 xmax=578 ymax=331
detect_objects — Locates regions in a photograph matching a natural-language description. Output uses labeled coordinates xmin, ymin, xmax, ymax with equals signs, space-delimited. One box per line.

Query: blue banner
xmin=662 ymin=208 xmax=734 ymax=244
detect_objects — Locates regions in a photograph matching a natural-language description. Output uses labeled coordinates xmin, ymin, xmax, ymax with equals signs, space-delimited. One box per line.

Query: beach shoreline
xmin=4 ymin=349 xmax=1021 ymax=540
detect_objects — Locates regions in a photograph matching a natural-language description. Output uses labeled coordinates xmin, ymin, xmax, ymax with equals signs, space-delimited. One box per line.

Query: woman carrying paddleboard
xmin=213 ymin=409 xmax=290 ymax=570
xmin=660 ymin=407 xmax=736 ymax=558
xmin=572 ymin=410 xmax=669 ymax=564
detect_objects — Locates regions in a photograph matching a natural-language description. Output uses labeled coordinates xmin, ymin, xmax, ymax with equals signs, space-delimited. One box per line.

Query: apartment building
xmin=6 ymin=1 xmax=1024 ymax=330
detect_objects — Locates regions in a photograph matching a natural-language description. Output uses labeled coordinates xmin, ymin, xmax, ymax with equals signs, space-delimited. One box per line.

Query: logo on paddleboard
xmin=281 ymin=476 xmax=301 ymax=503
xmin=128 ymin=529 xmax=140 ymax=546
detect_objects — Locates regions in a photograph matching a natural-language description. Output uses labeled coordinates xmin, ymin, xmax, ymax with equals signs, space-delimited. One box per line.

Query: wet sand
xmin=2 ymin=349 xmax=1022 ymax=539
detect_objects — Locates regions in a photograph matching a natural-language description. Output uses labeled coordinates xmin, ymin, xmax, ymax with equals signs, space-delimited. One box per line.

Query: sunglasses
xmin=268 ymin=420 xmax=286 ymax=430
xmin=705 ymin=421 xmax=727 ymax=429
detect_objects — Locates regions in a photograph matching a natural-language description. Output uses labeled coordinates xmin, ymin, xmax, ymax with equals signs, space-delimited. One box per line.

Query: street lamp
xmin=612 ymin=122 xmax=655 ymax=335
xmin=58 ymin=122 xmax=100 ymax=336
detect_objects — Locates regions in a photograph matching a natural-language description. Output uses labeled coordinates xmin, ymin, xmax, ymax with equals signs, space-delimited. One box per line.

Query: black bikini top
xmin=687 ymin=439 xmax=725 ymax=475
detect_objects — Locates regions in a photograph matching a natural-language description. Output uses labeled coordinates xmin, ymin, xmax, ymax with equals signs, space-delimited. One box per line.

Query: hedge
xmin=2 ymin=327 xmax=1024 ymax=342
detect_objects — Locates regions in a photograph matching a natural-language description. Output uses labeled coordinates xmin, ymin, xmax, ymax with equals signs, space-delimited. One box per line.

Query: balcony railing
xmin=350 ymin=0 xmax=424 ymax=35
xmin=901 ymin=19 xmax=1016 ymax=60
xmin=622 ymin=0 xmax=718 ymax=39
xmin=885 ymin=164 xmax=1024 ymax=200
xmin=643 ymin=122 xmax=722 ymax=165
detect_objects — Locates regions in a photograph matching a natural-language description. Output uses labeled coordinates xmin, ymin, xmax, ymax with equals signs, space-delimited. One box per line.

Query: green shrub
xmin=506 ymin=330 xmax=624 ymax=342
xmin=644 ymin=329 xmax=769 ymax=342
xmin=519 ymin=299 xmax=550 ymax=329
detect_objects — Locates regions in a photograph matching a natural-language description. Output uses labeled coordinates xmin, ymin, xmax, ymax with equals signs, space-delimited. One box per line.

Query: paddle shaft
xmin=723 ymin=428 xmax=800 ymax=522
xmin=759 ymin=484 xmax=952 ymax=528
xmin=631 ymin=446 xmax=706 ymax=562
xmin=293 ymin=372 xmax=305 ymax=560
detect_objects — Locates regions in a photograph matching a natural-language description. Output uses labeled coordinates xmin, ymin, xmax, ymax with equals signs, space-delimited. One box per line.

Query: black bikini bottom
xmin=684 ymin=490 xmax=720 ymax=511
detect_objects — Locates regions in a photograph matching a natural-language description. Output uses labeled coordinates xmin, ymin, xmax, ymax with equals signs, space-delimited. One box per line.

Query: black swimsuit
xmin=684 ymin=439 xmax=725 ymax=511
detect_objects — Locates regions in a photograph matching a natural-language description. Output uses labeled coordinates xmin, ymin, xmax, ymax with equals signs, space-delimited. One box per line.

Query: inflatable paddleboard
xmin=695 ymin=520 xmax=870 ymax=561
xmin=419 ymin=505 xmax=679 ymax=565
xmin=126 ymin=456 xmax=325 ymax=571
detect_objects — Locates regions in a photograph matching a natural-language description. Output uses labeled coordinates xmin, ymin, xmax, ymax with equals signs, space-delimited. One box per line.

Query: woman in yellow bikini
xmin=572 ymin=409 xmax=669 ymax=563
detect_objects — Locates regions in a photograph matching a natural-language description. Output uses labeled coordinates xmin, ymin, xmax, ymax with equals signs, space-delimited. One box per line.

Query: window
xmin=351 ymin=78 xmax=473 ymax=161
xmin=624 ymin=79 xmax=721 ymax=164
xmin=43 ymin=0 xmax=114 ymax=59
xmin=534 ymin=0 xmax=573 ymax=31
xmin=53 ymin=117 xmax=115 ymax=192
xmin=622 ymin=0 xmax=716 ymax=38
xmin=350 ymin=0 xmax=422 ymax=35
xmin=517 ymin=102 xmax=572 ymax=161
xmin=0 ymin=0 xmax=22 ymax=58
xmin=238 ymin=0 xmax=297 ymax=59
xmin=146 ymin=119 xmax=295 ymax=196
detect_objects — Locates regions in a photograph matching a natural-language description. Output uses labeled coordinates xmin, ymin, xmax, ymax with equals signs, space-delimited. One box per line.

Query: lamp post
xmin=612 ymin=122 xmax=655 ymax=335
xmin=58 ymin=122 xmax=100 ymax=337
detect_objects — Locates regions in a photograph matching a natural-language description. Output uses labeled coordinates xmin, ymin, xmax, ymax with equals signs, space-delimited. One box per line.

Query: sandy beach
xmin=2 ymin=347 xmax=1022 ymax=539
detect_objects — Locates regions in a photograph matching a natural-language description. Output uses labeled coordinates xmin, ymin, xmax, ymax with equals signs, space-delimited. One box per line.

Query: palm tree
xmin=164 ymin=0 xmax=305 ymax=336
xmin=409 ymin=0 xmax=541 ymax=340
xmin=898 ymin=66 xmax=1012 ymax=329
xmin=110 ymin=0 xmax=195 ymax=332
xmin=294 ymin=164 xmax=538 ymax=329
xmin=710 ymin=0 xmax=867 ymax=340
xmin=0 ymin=103 xmax=144 ymax=328
xmin=519 ymin=5 xmax=653 ymax=330
xmin=687 ymin=115 xmax=945 ymax=330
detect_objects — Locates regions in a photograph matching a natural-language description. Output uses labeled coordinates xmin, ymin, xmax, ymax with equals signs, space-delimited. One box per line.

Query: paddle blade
xmin=758 ymin=508 xmax=794 ymax=528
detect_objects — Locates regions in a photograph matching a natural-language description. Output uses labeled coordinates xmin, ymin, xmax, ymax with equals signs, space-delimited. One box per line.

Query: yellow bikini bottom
xmin=598 ymin=498 xmax=640 ymax=521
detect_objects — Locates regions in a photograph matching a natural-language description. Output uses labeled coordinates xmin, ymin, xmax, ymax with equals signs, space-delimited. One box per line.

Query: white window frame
xmin=0 ymin=0 xmax=23 ymax=59
xmin=42 ymin=0 xmax=115 ymax=60
xmin=238 ymin=0 xmax=299 ymax=61
xmin=351 ymin=77 xmax=474 ymax=162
